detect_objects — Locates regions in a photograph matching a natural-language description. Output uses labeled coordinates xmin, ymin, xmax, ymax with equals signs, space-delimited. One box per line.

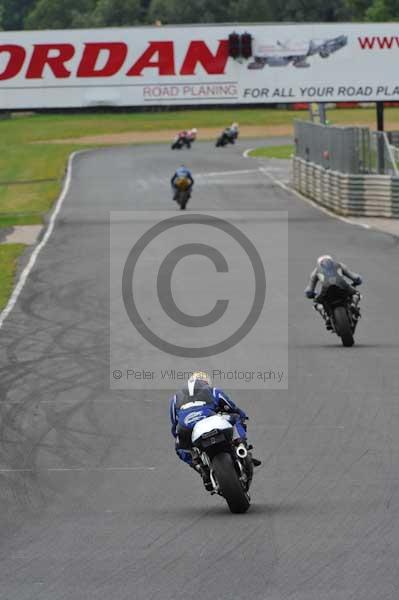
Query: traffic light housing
xmin=228 ymin=32 xmax=241 ymax=59
xmin=241 ymin=32 xmax=253 ymax=59
xmin=228 ymin=32 xmax=253 ymax=60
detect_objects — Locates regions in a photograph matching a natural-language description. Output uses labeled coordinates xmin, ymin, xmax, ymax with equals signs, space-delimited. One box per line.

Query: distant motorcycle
xmin=216 ymin=128 xmax=238 ymax=147
xmin=173 ymin=176 xmax=191 ymax=210
xmin=191 ymin=414 xmax=253 ymax=513
xmin=171 ymin=132 xmax=191 ymax=150
xmin=314 ymin=284 xmax=361 ymax=347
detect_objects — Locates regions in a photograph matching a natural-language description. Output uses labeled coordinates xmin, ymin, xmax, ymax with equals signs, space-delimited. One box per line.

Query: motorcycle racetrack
xmin=1 ymin=139 xmax=399 ymax=599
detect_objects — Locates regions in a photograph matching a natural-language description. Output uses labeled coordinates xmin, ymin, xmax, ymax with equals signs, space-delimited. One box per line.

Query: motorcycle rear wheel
xmin=212 ymin=452 xmax=250 ymax=514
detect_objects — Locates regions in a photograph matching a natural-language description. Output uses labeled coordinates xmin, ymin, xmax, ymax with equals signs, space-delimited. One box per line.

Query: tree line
xmin=0 ymin=0 xmax=396 ymax=31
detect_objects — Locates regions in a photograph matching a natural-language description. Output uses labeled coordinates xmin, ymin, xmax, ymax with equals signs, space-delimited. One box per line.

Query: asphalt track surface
xmin=1 ymin=139 xmax=399 ymax=600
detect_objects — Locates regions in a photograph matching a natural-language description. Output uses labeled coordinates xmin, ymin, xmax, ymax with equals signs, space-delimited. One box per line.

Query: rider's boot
xmin=245 ymin=444 xmax=262 ymax=467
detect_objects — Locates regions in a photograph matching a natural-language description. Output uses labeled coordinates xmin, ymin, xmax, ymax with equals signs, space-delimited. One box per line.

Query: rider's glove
xmin=353 ymin=276 xmax=362 ymax=286
xmin=305 ymin=289 xmax=316 ymax=299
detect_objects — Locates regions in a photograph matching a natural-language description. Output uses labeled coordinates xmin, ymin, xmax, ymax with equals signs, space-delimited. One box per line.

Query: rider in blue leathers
xmin=170 ymin=165 xmax=194 ymax=201
xmin=169 ymin=372 xmax=261 ymax=487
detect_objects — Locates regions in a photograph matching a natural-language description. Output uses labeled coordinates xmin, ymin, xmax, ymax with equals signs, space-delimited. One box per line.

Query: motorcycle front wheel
xmin=333 ymin=306 xmax=354 ymax=347
xmin=176 ymin=190 xmax=189 ymax=210
xmin=212 ymin=452 xmax=250 ymax=514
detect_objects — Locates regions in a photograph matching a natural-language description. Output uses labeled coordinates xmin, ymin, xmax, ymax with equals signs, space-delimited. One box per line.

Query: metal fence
xmin=387 ymin=131 xmax=399 ymax=147
xmin=369 ymin=131 xmax=399 ymax=176
xmin=293 ymin=156 xmax=399 ymax=218
xmin=294 ymin=121 xmax=399 ymax=176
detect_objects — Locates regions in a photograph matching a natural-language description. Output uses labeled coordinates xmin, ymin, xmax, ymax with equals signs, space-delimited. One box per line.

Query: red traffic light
xmin=241 ymin=32 xmax=253 ymax=59
xmin=228 ymin=32 xmax=252 ymax=60
xmin=228 ymin=32 xmax=241 ymax=59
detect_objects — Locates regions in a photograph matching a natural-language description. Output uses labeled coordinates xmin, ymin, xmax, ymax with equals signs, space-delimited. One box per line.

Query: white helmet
xmin=232 ymin=122 xmax=239 ymax=129
xmin=191 ymin=128 xmax=197 ymax=134
xmin=317 ymin=254 xmax=333 ymax=265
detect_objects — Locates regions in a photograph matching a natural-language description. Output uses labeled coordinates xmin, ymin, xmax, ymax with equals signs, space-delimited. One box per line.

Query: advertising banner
xmin=1 ymin=23 xmax=399 ymax=108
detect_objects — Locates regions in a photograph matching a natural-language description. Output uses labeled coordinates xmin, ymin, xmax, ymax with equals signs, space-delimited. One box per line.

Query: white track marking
xmin=0 ymin=466 xmax=155 ymax=473
xmin=0 ymin=151 xmax=83 ymax=330
xmin=258 ymin=167 xmax=373 ymax=231
xmin=243 ymin=148 xmax=255 ymax=158
xmin=197 ymin=168 xmax=260 ymax=178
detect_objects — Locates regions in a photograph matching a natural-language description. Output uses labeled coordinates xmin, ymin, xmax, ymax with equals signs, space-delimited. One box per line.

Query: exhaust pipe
xmin=236 ymin=443 xmax=248 ymax=459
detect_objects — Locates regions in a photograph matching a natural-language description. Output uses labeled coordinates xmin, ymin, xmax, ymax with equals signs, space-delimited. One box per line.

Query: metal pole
xmin=376 ymin=101 xmax=384 ymax=131
xmin=318 ymin=103 xmax=326 ymax=125
xmin=376 ymin=101 xmax=385 ymax=173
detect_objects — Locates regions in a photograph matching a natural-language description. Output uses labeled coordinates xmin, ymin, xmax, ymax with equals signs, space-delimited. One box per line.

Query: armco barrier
xmin=292 ymin=156 xmax=399 ymax=218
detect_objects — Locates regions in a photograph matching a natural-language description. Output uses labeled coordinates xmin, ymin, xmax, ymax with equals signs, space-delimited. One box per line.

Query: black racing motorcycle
xmin=314 ymin=284 xmax=361 ymax=347
xmin=191 ymin=414 xmax=253 ymax=513
xmin=215 ymin=129 xmax=238 ymax=147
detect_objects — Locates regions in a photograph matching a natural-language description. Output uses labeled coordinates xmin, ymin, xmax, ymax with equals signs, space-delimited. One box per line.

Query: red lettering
xmin=358 ymin=36 xmax=399 ymax=49
xmin=77 ymin=42 xmax=127 ymax=77
xmin=180 ymin=40 xmax=228 ymax=75
xmin=358 ymin=36 xmax=375 ymax=49
xmin=26 ymin=44 xmax=75 ymax=79
xmin=126 ymin=41 xmax=175 ymax=76
xmin=0 ymin=38 xmax=231 ymax=81
xmin=380 ymin=36 xmax=394 ymax=48
xmin=377 ymin=36 xmax=399 ymax=49
xmin=0 ymin=45 xmax=26 ymax=80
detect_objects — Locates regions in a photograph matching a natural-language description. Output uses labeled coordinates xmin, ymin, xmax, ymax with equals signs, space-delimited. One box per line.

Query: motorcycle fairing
xmin=192 ymin=414 xmax=233 ymax=443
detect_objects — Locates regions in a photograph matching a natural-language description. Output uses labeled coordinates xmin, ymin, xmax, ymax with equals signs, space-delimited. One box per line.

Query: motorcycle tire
xmin=176 ymin=190 xmax=189 ymax=210
xmin=333 ymin=306 xmax=354 ymax=347
xmin=212 ymin=452 xmax=250 ymax=514
xmin=180 ymin=192 xmax=189 ymax=210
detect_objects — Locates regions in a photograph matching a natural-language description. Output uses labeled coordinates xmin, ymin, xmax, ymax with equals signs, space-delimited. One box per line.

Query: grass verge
xmin=0 ymin=244 xmax=26 ymax=310
xmin=2 ymin=107 xmax=399 ymax=145
xmin=249 ymin=145 xmax=294 ymax=159
xmin=0 ymin=143 xmax=93 ymax=226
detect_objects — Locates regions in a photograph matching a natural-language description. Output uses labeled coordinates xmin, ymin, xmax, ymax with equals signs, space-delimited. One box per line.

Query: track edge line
xmin=0 ymin=149 xmax=86 ymax=330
